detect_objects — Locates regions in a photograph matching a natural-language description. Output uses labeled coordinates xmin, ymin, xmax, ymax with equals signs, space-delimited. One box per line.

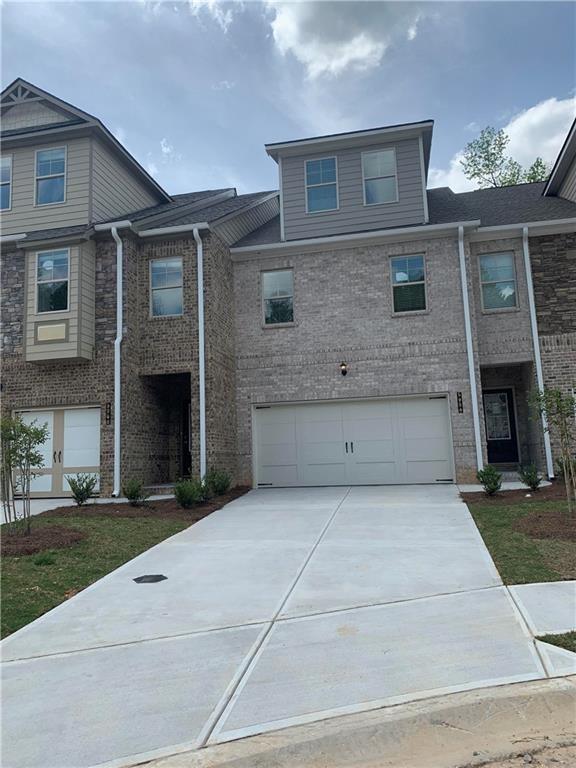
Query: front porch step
xmin=144 ymin=483 xmax=176 ymax=496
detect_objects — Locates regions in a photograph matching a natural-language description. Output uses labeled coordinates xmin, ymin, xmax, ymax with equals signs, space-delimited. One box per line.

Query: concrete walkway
xmin=1 ymin=486 xmax=573 ymax=768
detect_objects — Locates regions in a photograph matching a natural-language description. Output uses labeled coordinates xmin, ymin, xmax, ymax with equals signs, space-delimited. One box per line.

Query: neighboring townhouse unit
xmin=1 ymin=78 xmax=575 ymax=496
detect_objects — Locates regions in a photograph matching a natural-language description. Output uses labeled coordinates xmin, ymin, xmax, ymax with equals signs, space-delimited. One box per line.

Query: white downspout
xmin=94 ymin=220 xmax=131 ymax=496
xmin=522 ymin=226 xmax=554 ymax=478
xmin=193 ymin=227 xmax=207 ymax=479
xmin=458 ymin=225 xmax=484 ymax=472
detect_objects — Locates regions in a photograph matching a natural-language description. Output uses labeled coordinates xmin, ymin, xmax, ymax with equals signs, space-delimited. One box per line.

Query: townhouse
xmin=1 ymin=78 xmax=575 ymax=496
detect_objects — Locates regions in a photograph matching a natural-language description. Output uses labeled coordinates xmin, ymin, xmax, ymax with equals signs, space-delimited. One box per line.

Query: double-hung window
xmin=305 ymin=157 xmax=338 ymax=213
xmin=262 ymin=270 xmax=294 ymax=325
xmin=479 ymin=252 xmax=518 ymax=310
xmin=390 ymin=255 xmax=426 ymax=313
xmin=150 ymin=258 xmax=183 ymax=317
xmin=37 ymin=250 xmax=69 ymax=313
xmin=362 ymin=149 xmax=397 ymax=205
xmin=36 ymin=147 xmax=66 ymax=205
xmin=1 ymin=156 xmax=12 ymax=210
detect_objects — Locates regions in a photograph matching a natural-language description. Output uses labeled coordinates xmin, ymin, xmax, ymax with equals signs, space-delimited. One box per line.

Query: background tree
xmin=461 ymin=127 xmax=549 ymax=188
xmin=0 ymin=416 xmax=48 ymax=534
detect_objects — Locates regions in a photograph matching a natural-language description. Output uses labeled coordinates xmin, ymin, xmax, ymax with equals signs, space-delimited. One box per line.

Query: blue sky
xmin=2 ymin=1 xmax=575 ymax=194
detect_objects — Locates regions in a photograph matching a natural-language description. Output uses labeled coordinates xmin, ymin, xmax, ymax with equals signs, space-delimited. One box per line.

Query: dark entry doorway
xmin=482 ymin=388 xmax=519 ymax=464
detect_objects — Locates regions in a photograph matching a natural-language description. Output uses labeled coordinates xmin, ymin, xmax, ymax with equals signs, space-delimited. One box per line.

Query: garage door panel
xmin=349 ymin=461 xmax=398 ymax=485
xmin=300 ymin=463 xmax=347 ymax=486
xmin=352 ymin=439 xmax=397 ymax=462
xmin=298 ymin=419 xmax=343 ymax=444
xmin=406 ymin=460 xmax=452 ymax=484
xmin=259 ymin=464 xmax=299 ymax=487
xmin=299 ymin=441 xmax=344 ymax=464
xmin=259 ymin=421 xmax=296 ymax=445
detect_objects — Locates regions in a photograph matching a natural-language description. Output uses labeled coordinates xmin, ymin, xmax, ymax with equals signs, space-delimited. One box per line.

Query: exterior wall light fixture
xmin=340 ymin=362 xmax=347 ymax=376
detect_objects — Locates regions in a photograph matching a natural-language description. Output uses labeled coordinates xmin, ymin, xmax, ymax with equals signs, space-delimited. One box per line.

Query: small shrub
xmin=33 ymin=552 xmax=56 ymax=566
xmin=66 ymin=473 xmax=98 ymax=506
xmin=175 ymin=478 xmax=206 ymax=508
xmin=518 ymin=464 xmax=542 ymax=491
xmin=122 ymin=478 xmax=149 ymax=507
xmin=205 ymin=468 xmax=231 ymax=497
xmin=477 ymin=465 xmax=502 ymax=496
xmin=556 ymin=456 xmax=576 ymax=479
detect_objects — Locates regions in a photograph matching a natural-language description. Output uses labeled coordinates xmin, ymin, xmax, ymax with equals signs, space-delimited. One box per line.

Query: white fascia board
xmin=94 ymin=220 xmax=133 ymax=231
xmin=0 ymin=233 xmax=27 ymax=243
xmin=137 ymin=222 xmax=210 ymax=237
xmin=230 ymin=220 xmax=481 ymax=260
xmin=470 ymin=217 xmax=576 ymax=241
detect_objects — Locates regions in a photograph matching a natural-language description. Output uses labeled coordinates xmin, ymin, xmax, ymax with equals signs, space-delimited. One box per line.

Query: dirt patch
xmin=461 ymin=481 xmax=568 ymax=506
xmin=2 ymin=524 xmax=87 ymax=556
xmin=479 ymin=744 xmax=576 ymax=767
xmin=513 ymin=508 xmax=576 ymax=542
xmin=41 ymin=486 xmax=250 ymax=522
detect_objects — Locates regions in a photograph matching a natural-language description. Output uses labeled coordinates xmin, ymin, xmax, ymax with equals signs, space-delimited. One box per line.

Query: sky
xmin=2 ymin=1 xmax=575 ymax=196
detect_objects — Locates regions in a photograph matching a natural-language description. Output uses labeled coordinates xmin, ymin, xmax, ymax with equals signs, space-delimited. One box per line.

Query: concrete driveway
xmin=1 ymin=486 xmax=552 ymax=768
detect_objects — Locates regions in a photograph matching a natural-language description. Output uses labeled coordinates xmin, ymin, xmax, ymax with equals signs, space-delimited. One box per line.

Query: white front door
xmin=254 ymin=396 xmax=453 ymax=487
xmin=17 ymin=408 xmax=101 ymax=497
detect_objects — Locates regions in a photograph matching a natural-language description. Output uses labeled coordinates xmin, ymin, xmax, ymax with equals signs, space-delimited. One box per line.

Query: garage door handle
xmin=53 ymin=451 xmax=57 ymax=463
xmin=58 ymin=450 xmax=62 ymax=463
xmin=345 ymin=442 xmax=348 ymax=453
xmin=351 ymin=442 xmax=354 ymax=453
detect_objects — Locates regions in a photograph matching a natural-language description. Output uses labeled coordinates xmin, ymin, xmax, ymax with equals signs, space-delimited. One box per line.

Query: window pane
xmin=37 ymin=148 xmax=65 ymax=177
xmin=482 ymin=281 xmax=517 ymax=310
xmin=37 ymin=176 xmax=65 ymax=204
xmin=263 ymin=270 xmax=292 ymax=300
xmin=407 ymin=255 xmax=425 ymax=282
xmin=151 ymin=258 xmax=182 ymax=289
xmin=365 ymin=176 xmax=397 ymax=204
xmin=0 ymin=157 xmax=11 ymax=184
xmin=320 ymin=158 xmax=336 ymax=183
xmin=0 ymin=184 xmax=10 ymax=210
xmin=38 ymin=281 xmax=68 ymax=312
xmin=391 ymin=257 xmax=408 ymax=284
xmin=306 ymin=160 xmax=322 ymax=186
xmin=393 ymin=283 xmax=426 ymax=312
xmin=152 ymin=287 xmax=183 ymax=316
xmin=307 ymin=183 xmax=337 ymax=212
xmin=363 ymin=149 xmax=395 ymax=179
xmin=38 ymin=251 xmax=69 ymax=281
xmin=265 ymin=297 xmax=293 ymax=324
xmin=480 ymin=253 xmax=514 ymax=282
xmin=306 ymin=158 xmax=336 ymax=186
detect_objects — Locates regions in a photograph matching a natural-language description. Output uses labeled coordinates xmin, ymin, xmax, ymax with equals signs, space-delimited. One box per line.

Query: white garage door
xmin=253 ymin=396 xmax=453 ymax=487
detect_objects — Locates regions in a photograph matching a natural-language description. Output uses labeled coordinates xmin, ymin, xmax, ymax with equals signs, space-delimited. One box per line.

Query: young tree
xmin=0 ymin=416 xmax=48 ymax=534
xmin=461 ymin=127 xmax=549 ymax=188
xmin=529 ymin=388 xmax=576 ymax=514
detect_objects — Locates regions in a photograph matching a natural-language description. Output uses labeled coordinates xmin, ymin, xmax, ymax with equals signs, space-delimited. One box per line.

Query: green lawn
xmin=1 ymin=514 xmax=190 ymax=638
xmin=537 ymin=632 xmax=576 ymax=654
xmin=469 ymin=500 xmax=575 ymax=585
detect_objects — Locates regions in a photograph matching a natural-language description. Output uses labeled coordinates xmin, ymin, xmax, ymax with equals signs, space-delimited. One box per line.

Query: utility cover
xmin=133 ymin=574 xmax=167 ymax=583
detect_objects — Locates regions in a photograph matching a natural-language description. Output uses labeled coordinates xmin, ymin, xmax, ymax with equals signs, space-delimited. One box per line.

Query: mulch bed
xmin=41 ymin=486 xmax=250 ymax=522
xmin=513 ymin=508 xmax=576 ymax=542
xmin=461 ymin=480 xmax=568 ymax=506
xmin=2 ymin=525 xmax=87 ymax=556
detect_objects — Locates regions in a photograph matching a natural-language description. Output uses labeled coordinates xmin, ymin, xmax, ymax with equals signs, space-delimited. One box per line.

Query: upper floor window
xmin=362 ymin=149 xmax=398 ymax=205
xmin=479 ymin=252 xmax=518 ymax=311
xmin=1 ymin=156 xmax=12 ymax=211
xmin=262 ymin=269 xmax=294 ymax=325
xmin=37 ymin=249 xmax=69 ymax=313
xmin=390 ymin=255 xmax=426 ymax=313
xmin=305 ymin=157 xmax=338 ymax=213
xmin=36 ymin=147 xmax=66 ymax=206
xmin=150 ymin=258 xmax=183 ymax=317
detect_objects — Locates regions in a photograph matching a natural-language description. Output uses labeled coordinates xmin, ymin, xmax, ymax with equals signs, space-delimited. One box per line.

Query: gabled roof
xmin=1 ymin=78 xmax=170 ymax=203
xmin=543 ymin=117 xmax=576 ymax=196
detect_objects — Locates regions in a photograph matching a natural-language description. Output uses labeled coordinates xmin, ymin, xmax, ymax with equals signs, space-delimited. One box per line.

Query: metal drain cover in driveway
xmin=133 ymin=574 xmax=168 ymax=583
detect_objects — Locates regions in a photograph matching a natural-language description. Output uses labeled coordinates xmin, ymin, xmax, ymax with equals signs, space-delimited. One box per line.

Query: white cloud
xmin=266 ymin=1 xmax=424 ymax=79
xmin=187 ymin=0 xmax=235 ymax=32
xmin=429 ymin=96 xmax=576 ymax=192
xmin=212 ymin=79 xmax=235 ymax=91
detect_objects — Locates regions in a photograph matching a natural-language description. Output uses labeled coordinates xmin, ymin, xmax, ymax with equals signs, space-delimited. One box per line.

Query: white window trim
xmin=362 ymin=148 xmax=399 ymax=207
xmin=478 ymin=251 xmax=519 ymax=312
xmin=261 ymin=268 xmax=295 ymax=326
xmin=35 ymin=248 xmax=70 ymax=315
xmin=390 ymin=253 xmax=427 ymax=314
xmin=304 ymin=156 xmax=339 ymax=215
xmin=149 ymin=257 xmax=184 ymax=318
xmin=35 ymin=146 xmax=67 ymax=207
xmin=1 ymin=154 xmax=13 ymax=212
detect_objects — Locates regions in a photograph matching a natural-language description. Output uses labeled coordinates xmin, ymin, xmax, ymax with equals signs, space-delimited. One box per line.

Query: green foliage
xmin=33 ymin=552 xmax=56 ymax=566
xmin=476 ymin=464 xmax=503 ymax=495
xmin=0 ymin=415 xmax=49 ymax=534
xmin=66 ymin=473 xmax=98 ymax=506
xmin=205 ymin=468 xmax=231 ymax=496
xmin=174 ymin=478 xmax=207 ymax=508
xmin=518 ymin=464 xmax=542 ymax=492
xmin=122 ymin=479 xmax=150 ymax=507
xmin=556 ymin=456 xmax=576 ymax=479
xmin=461 ymin=126 xmax=549 ymax=188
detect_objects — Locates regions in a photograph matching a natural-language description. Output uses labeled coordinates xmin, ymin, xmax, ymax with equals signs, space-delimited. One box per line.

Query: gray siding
xmin=559 ymin=156 xmax=576 ymax=203
xmin=214 ymin=196 xmax=280 ymax=245
xmin=2 ymin=138 xmax=91 ymax=235
xmin=2 ymin=101 xmax=69 ymax=131
xmin=91 ymin=138 xmax=158 ymax=222
xmin=281 ymin=138 xmax=426 ymax=241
